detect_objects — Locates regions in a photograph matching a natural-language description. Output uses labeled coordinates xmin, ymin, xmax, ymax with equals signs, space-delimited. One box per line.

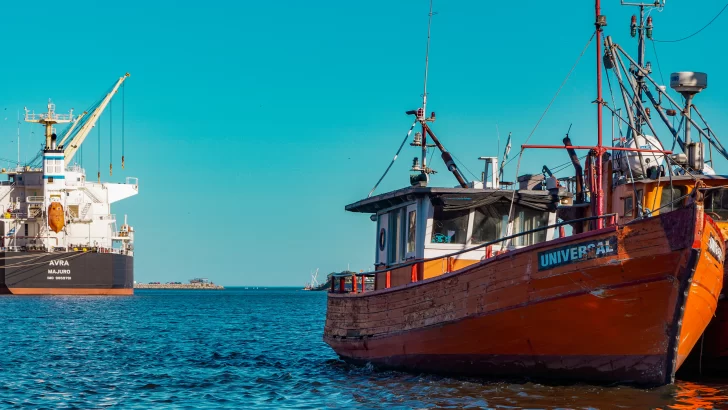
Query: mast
xmin=421 ymin=0 xmax=433 ymax=173
xmin=595 ymin=0 xmax=606 ymax=228
xmin=24 ymin=100 xmax=74 ymax=150
xmin=622 ymin=1 xmax=661 ymax=136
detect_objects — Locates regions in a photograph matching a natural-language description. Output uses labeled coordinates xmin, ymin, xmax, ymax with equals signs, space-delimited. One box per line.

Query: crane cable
xmin=98 ymin=112 xmax=101 ymax=183
xmin=122 ymin=82 xmax=125 ymax=169
xmin=110 ymin=99 xmax=113 ymax=176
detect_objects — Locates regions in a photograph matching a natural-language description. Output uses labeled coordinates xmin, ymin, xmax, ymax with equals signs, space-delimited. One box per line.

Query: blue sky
xmin=0 ymin=0 xmax=726 ymax=286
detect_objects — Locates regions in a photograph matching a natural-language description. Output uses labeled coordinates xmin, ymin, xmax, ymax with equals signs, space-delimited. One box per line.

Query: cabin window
xmin=24 ymin=224 xmax=28 ymax=236
xmin=514 ymin=208 xmax=549 ymax=246
xmin=387 ymin=208 xmax=405 ymax=263
xmin=705 ymin=188 xmax=728 ymax=220
xmin=636 ymin=189 xmax=644 ymax=216
xmin=431 ymin=208 xmax=469 ymax=244
xmin=472 ymin=202 xmax=510 ymax=244
xmin=407 ymin=210 xmax=416 ymax=253
xmin=660 ymin=186 xmax=685 ymax=212
xmin=624 ymin=196 xmax=633 ymax=217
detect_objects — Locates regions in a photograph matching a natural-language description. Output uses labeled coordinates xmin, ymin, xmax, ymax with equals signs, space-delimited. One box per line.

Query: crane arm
xmin=64 ymin=73 xmax=129 ymax=166
xmin=58 ymin=111 xmax=86 ymax=148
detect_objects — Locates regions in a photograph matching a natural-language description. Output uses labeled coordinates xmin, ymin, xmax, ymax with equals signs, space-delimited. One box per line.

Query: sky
xmin=0 ymin=0 xmax=726 ymax=286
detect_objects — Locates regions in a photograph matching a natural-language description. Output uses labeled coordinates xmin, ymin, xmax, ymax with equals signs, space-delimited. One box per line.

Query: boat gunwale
xmin=327 ymin=223 xmax=621 ymax=299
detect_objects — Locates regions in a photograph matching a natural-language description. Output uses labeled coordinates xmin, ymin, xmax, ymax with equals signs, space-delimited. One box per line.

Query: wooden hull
xmin=324 ymin=205 xmax=725 ymax=386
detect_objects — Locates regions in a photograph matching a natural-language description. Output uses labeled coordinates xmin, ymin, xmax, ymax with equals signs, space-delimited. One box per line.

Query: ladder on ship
xmin=79 ymin=187 xmax=103 ymax=204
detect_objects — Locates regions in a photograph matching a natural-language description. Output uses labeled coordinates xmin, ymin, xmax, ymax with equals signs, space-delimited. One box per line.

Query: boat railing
xmin=3 ymin=212 xmax=28 ymax=219
xmin=66 ymin=164 xmax=85 ymax=173
xmin=330 ymin=212 xmax=619 ymax=294
xmin=26 ymin=196 xmax=44 ymax=203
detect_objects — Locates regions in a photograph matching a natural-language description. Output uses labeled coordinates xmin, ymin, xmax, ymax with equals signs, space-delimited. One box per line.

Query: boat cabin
xmin=609 ymin=173 xmax=728 ymax=239
xmin=346 ymin=182 xmax=572 ymax=290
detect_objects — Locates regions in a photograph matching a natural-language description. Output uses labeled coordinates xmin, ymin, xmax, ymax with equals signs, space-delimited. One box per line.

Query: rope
xmin=367 ymin=121 xmax=418 ymax=198
xmin=503 ymin=149 xmax=525 ymax=248
xmin=502 ymin=32 xmax=595 ymax=170
xmin=653 ymin=3 xmax=728 ymax=43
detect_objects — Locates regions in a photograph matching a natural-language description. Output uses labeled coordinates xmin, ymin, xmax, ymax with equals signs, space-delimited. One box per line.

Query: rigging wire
xmin=650 ymin=40 xmax=666 ymax=85
xmin=450 ymin=152 xmax=479 ymax=182
xmin=367 ymin=121 xmax=418 ymax=198
xmin=653 ymin=3 xmax=728 ymax=43
xmin=501 ymin=32 xmax=595 ymax=170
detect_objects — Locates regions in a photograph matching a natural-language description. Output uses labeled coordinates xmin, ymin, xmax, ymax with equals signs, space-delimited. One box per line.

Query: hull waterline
xmin=324 ymin=205 xmax=724 ymax=386
xmin=0 ymin=251 xmax=133 ymax=296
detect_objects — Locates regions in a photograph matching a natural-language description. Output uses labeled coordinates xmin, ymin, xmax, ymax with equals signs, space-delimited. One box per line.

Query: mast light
xmin=631 ymin=15 xmax=637 ymax=37
xmin=646 ymin=17 xmax=653 ymax=39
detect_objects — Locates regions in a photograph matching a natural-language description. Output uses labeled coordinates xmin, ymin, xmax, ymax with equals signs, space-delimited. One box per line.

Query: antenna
xmin=422 ymin=0 xmax=435 ymax=115
xmin=419 ymin=0 xmax=437 ymax=176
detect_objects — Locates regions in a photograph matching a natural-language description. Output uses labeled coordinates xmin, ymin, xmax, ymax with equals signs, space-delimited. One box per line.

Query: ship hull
xmin=681 ymin=265 xmax=728 ymax=375
xmin=0 ymin=251 xmax=133 ymax=295
xmin=324 ymin=205 xmax=724 ymax=386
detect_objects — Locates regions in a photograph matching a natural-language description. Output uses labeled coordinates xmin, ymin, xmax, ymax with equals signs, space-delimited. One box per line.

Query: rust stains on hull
xmin=324 ymin=205 xmax=724 ymax=386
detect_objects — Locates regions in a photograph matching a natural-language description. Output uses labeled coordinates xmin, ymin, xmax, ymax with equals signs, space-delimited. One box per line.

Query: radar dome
xmin=670 ymin=72 xmax=707 ymax=94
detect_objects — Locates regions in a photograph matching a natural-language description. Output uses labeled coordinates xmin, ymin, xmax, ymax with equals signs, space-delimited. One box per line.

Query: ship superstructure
xmin=0 ymin=73 xmax=138 ymax=295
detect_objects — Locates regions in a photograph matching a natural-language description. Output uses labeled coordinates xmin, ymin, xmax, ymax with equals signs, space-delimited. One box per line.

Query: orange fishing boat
xmin=323 ymin=0 xmax=725 ymax=386
xmin=584 ymin=1 xmax=728 ymax=376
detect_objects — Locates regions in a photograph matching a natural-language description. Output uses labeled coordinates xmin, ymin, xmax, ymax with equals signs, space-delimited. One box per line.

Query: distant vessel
xmin=134 ymin=278 xmax=224 ymax=290
xmin=303 ymin=269 xmax=336 ymax=291
xmin=0 ymin=73 xmax=137 ymax=295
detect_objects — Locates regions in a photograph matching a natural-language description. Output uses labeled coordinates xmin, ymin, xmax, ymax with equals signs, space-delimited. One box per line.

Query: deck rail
xmin=330 ymin=212 xmax=618 ymax=294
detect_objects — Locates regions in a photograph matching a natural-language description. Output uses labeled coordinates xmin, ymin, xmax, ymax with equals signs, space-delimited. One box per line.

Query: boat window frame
xmin=429 ymin=206 xmax=472 ymax=246
xmin=405 ymin=203 xmax=417 ymax=259
xmin=659 ymin=185 xmax=686 ymax=213
xmin=375 ymin=200 xmax=417 ymax=266
xmin=425 ymin=198 xmax=553 ymax=251
xmin=624 ymin=195 xmax=633 ymax=217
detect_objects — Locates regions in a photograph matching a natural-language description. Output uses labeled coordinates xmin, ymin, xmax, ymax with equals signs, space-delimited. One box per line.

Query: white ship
xmin=0 ymin=73 xmax=138 ymax=294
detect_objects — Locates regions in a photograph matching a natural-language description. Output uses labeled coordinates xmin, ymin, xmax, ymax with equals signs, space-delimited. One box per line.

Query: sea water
xmin=0 ymin=288 xmax=726 ymax=409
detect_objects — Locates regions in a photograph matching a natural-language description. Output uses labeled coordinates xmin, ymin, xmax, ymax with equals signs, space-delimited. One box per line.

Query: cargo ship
xmin=322 ymin=0 xmax=725 ymax=386
xmin=0 ymin=73 xmax=138 ymax=295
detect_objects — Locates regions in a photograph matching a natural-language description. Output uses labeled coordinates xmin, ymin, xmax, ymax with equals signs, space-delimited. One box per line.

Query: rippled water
xmin=1 ymin=288 xmax=727 ymax=409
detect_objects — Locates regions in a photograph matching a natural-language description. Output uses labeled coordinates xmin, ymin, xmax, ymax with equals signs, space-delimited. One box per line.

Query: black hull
xmin=0 ymin=251 xmax=133 ymax=295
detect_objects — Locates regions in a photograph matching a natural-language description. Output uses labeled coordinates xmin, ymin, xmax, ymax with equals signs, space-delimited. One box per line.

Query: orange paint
xmin=324 ymin=203 xmax=724 ymax=385
xmin=8 ymin=288 xmax=133 ymax=295
xmin=48 ymin=202 xmax=65 ymax=233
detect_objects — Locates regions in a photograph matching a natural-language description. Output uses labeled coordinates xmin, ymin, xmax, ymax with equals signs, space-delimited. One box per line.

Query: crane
xmin=63 ymin=73 xmax=129 ymax=167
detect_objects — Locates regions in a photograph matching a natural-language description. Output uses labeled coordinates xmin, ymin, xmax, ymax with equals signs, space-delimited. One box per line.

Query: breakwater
xmin=134 ymin=283 xmax=224 ymax=290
